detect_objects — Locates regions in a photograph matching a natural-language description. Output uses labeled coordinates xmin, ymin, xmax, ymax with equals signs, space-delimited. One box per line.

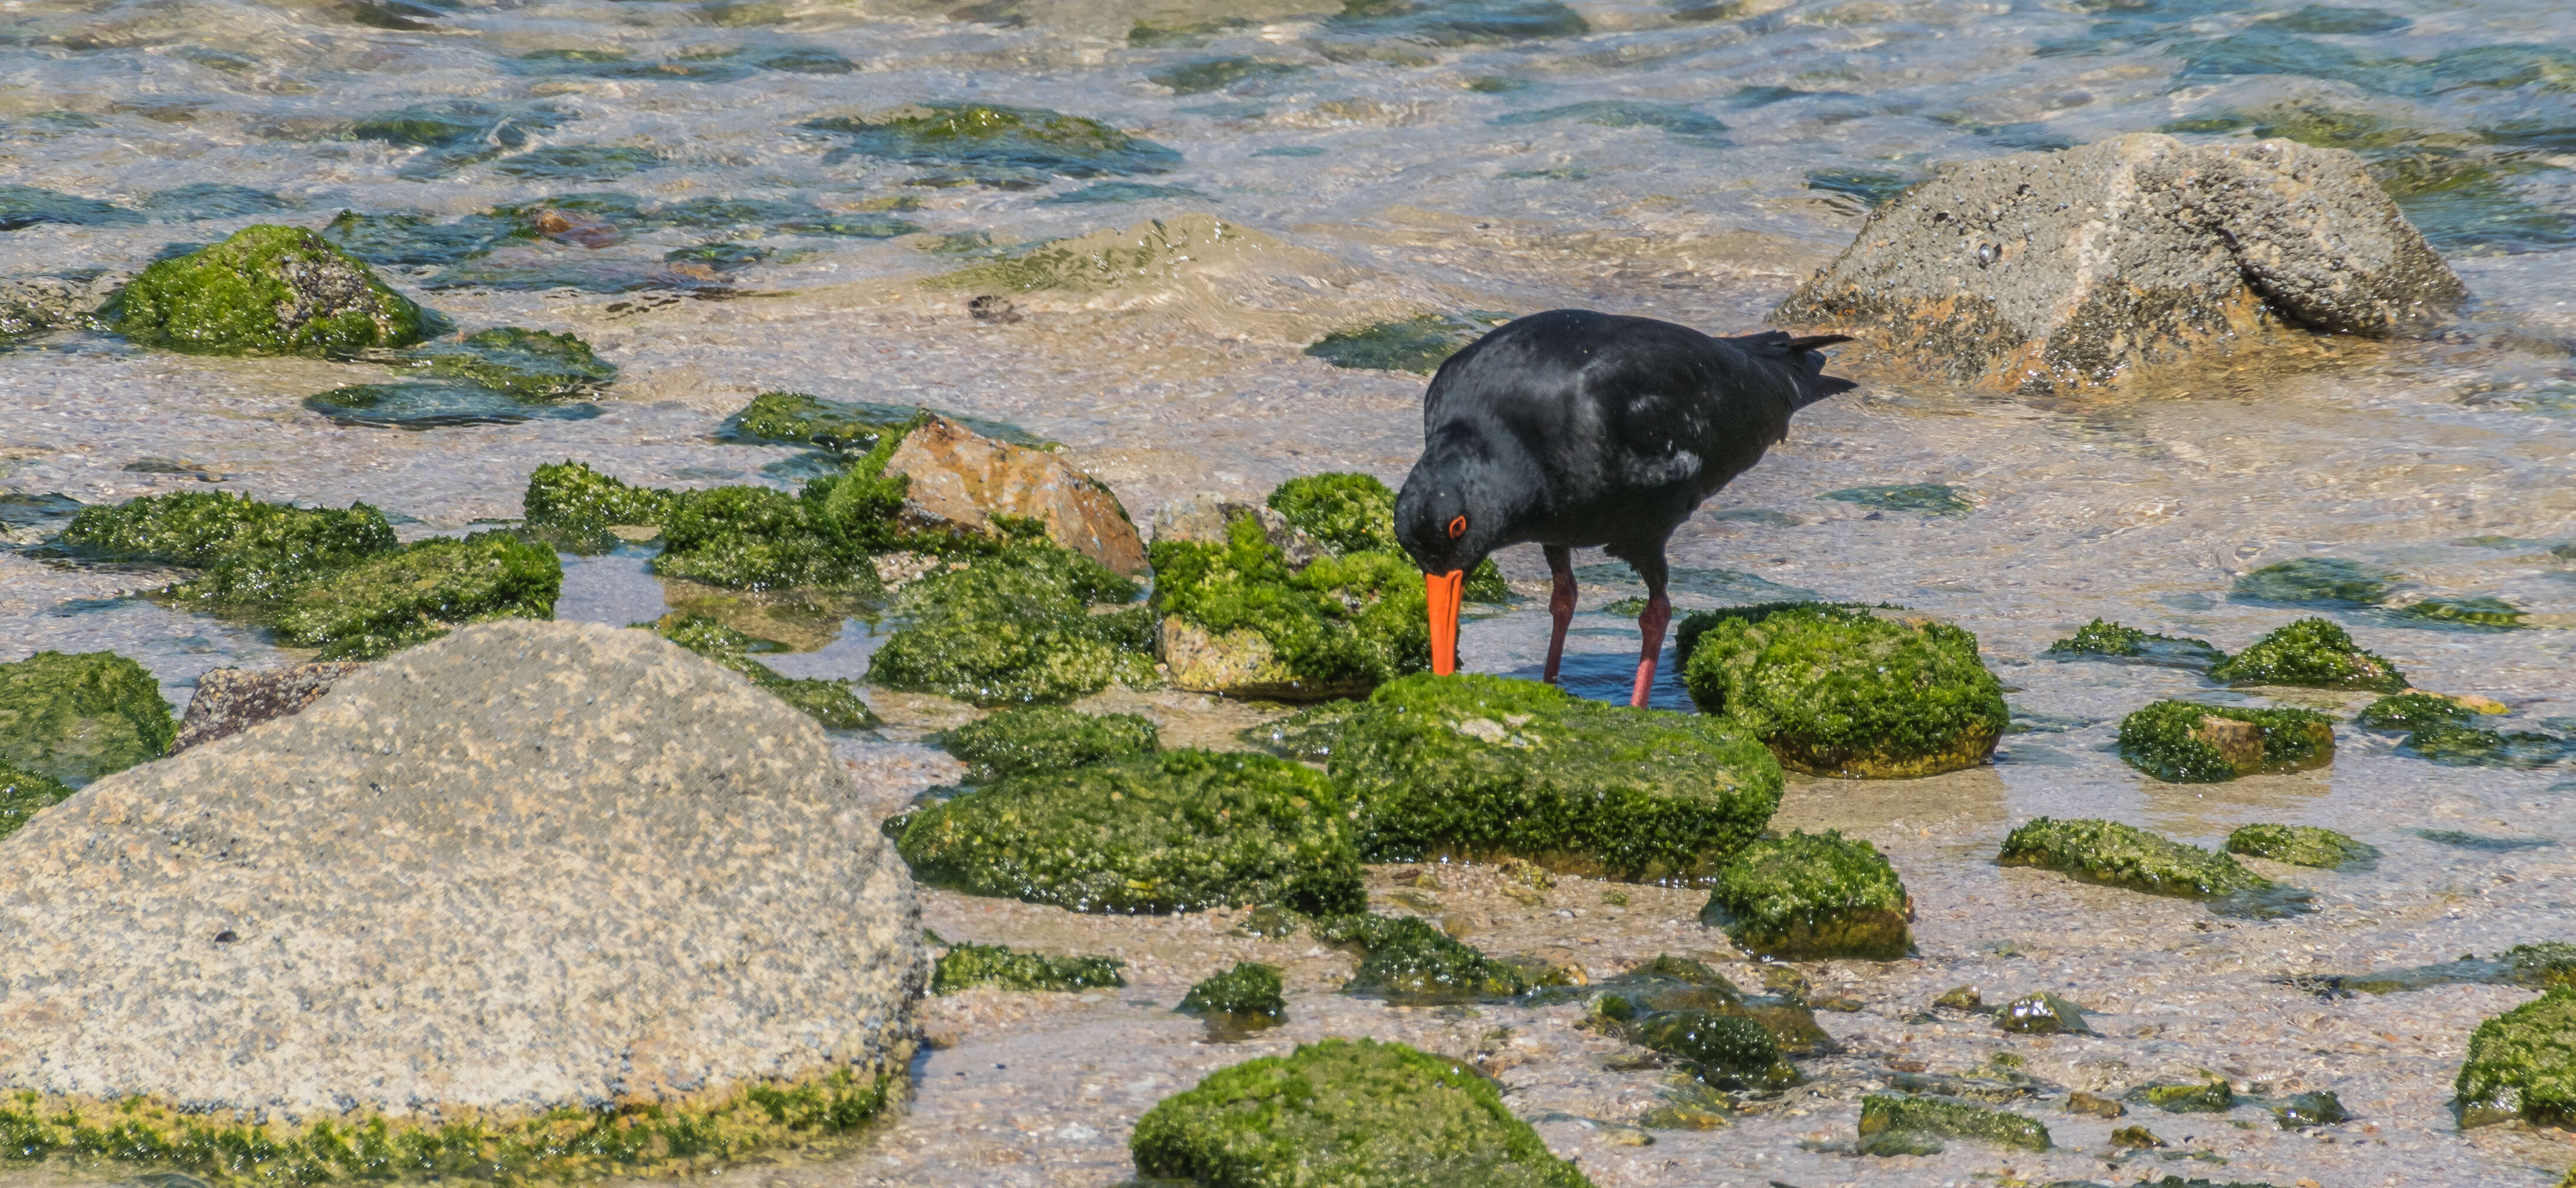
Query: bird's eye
xmin=1447 ymin=515 xmax=1468 ymax=539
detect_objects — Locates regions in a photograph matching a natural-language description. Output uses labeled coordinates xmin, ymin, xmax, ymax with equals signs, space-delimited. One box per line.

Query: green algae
xmin=647 ymin=614 xmax=877 ymax=730
xmin=1149 ymin=57 xmax=1307 ymax=95
xmin=304 ymin=381 xmax=604 ymax=431
xmin=1130 ymin=1038 xmax=1593 ymax=1188
xmin=57 ymin=491 xmax=400 ymax=605
xmin=1313 ymin=914 xmax=1529 ymax=1004
xmin=867 ymin=543 xmax=1153 ymax=706
xmin=803 ymin=104 xmax=1180 ymax=180
xmin=0 ymin=650 xmax=176 ymax=787
xmin=1699 ymin=829 xmax=1910 ymax=960
xmin=1331 ymin=673 xmax=1782 ymax=882
xmin=0 ymin=756 xmax=74 ymax=839
xmin=1179 ymin=961 xmax=1287 ymax=1028
xmin=1678 ymin=603 xmax=2007 ymax=779
xmin=2356 ymin=692 xmax=2475 ymax=732
xmin=2401 ymin=724 xmax=2572 ymax=768
xmin=2272 ymin=1090 xmax=2351 ymax=1130
xmin=1856 ymin=1094 xmax=2049 ymax=1156
xmin=931 ymin=941 xmax=1125 ymax=994
xmin=0 ymin=1068 xmax=895 ymax=1186
xmin=1819 ymin=483 xmax=1973 ymax=517
xmin=1321 ymin=0 xmax=1590 ymax=48
xmin=2115 ymin=700 xmax=2335 ymax=783
xmin=2207 ymin=618 xmax=2407 ymax=692
xmin=2129 ymin=1078 xmax=2236 ymax=1114
xmin=520 ymin=461 xmax=676 ymax=554
xmin=272 ymin=531 xmax=561 ymax=661
xmin=2395 ymin=595 xmax=2527 ymax=628
xmin=653 ymin=484 xmax=878 ymax=592
xmin=2229 ymin=558 xmax=2393 ymax=607
xmin=1149 ymin=511 xmax=1429 ymax=692
xmin=1993 ymin=991 xmax=2092 ymax=1035
xmin=1578 ymin=955 xmax=1834 ymax=1058
xmin=722 ymin=391 xmax=905 ymax=453
xmin=113 ymin=225 xmax=434 ymax=357
xmin=1623 ymin=1010 xmax=1783 ymax=1086
xmin=1302 ymin=313 xmax=1500 ymax=374
xmin=391 ymin=327 xmax=616 ymax=401
xmin=893 ymin=749 xmax=1365 ymax=915
xmin=935 ymin=706 xmax=1156 ymax=783
xmin=2043 ymin=618 xmax=2225 ymax=669
xmin=1264 ymin=472 xmax=1507 ymax=601
xmin=1998 ymin=818 xmax=2310 ymax=917
xmin=2226 ymin=823 xmax=2377 ymax=870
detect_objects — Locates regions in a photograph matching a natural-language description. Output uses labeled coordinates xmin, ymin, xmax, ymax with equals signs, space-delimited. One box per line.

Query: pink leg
xmin=1542 ymin=545 xmax=1575 ymax=684
xmin=1630 ymin=592 xmax=1671 ymax=708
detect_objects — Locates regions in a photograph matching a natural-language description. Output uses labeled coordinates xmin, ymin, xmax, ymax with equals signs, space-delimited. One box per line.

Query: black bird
xmin=1394 ymin=309 xmax=1856 ymax=707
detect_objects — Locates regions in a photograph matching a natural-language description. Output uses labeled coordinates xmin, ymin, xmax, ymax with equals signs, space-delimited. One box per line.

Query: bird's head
xmin=1395 ymin=454 xmax=1515 ymax=678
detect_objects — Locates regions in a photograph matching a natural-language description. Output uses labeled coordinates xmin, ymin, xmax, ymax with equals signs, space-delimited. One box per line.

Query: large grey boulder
xmin=1774 ymin=133 xmax=2466 ymax=396
xmin=0 ymin=620 xmax=921 ymax=1130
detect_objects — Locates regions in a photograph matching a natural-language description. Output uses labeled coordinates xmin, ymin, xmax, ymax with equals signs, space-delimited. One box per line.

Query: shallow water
xmin=4 ymin=0 xmax=2576 ymax=1184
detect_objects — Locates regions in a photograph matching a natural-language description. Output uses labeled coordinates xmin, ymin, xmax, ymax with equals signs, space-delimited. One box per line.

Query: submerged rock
xmin=1678 ymin=603 xmax=2008 ymax=779
xmin=1775 ymin=134 xmax=2464 ymax=395
xmin=2231 ymin=557 xmax=2396 ymax=607
xmin=271 ymin=531 xmax=563 ymax=661
xmin=0 ymin=269 xmax=124 ymax=336
xmin=1314 ymin=913 xmax=1533 ymax=1004
xmin=303 ymin=380 xmax=603 ymax=429
xmin=112 ymin=225 xmax=437 ymax=356
xmin=0 ymin=650 xmax=176 ymax=787
xmin=1999 ymin=817 xmax=2309 ymax=916
xmin=649 ymin=614 xmax=877 ymax=730
xmin=2226 ymin=823 xmax=2378 ymax=869
xmin=1333 ymin=673 xmax=1783 ymax=882
xmin=1993 ymin=991 xmax=2093 ymax=1035
xmin=2273 ymin=1090 xmax=2352 ymax=1130
xmin=1130 ymin=1038 xmax=1593 ymax=1188
xmin=931 ymin=942 xmax=1123 ymax=994
xmin=803 ymin=103 xmax=1180 ymax=183
xmin=884 ymin=414 xmax=1146 ymax=577
xmin=2400 ymin=723 xmax=2573 ymax=768
xmin=2043 ymin=618 xmax=2226 ymax=669
xmin=2208 ymin=617 xmax=2408 ymax=691
xmin=1304 ymin=312 xmax=1500 ymax=374
xmin=866 ymin=542 xmax=1153 ymax=705
xmin=1583 ymin=955 xmax=1834 ymax=1058
xmin=1625 ymin=1010 xmax=1785 ymax=1087
xmin=1151 ymin=489 xmax=1432 ymax=700
xmin=2115 ymin=700 xmax=2335 ymax=783
xmin=891 ymin=749 xmax=1365 ymax=915
xmin=2128 ymin=1078 xmax=2236 ymax=1114
xmin=386 ymin=326 xmax=617 ymax=400
xmin=1179 ymin=961 xmax=1287 ymax=1029
xmin=934 ymin=704 xmax=1156 ymax=782
xmin=170 ymin=661 xmax=366 ymax=755
xmin=1700 ymin=829 xmax=1912 ymax=960
xmin=0 ymin=621 xmax=921 ymax=1177
xmin=1856 ymin=1094 xmax=2051 ymax=1156
xmin=2356 ymin=691 xmax=2481 ymax=732
xmin=58 ymin=490 xmax=399 ymax=604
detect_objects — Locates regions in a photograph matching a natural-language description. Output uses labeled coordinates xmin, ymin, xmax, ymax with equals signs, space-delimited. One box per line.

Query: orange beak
xmin=1426 ymin=570 xmax=1464 ymax=676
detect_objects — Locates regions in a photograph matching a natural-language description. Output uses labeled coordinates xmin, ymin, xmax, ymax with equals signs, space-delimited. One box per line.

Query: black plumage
xmin=1394 ymin=309 xmax=1856 ymax=706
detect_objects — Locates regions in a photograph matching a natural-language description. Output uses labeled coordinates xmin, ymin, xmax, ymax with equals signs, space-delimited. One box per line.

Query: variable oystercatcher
xmin=1394 ymin=309 xmax=1856 ymax=707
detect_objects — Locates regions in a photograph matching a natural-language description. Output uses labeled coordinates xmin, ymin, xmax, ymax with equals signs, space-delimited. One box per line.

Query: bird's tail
xmin=1748 ymin=331 xmax=1859 ymax=408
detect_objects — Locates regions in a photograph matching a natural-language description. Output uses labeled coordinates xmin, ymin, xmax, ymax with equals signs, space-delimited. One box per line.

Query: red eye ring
xmin=1447 ymin=515 xmax=1468 ymax=540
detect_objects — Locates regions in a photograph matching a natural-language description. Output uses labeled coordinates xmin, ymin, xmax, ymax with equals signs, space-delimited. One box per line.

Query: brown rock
xmin=887 ymin=415 xmax=1146 ymax=575
xmin=1774 ymin=133 xmax=2465 ymax=396
xmin=169 ymin=662 xmax=365 ymax=755
xmin=2191 ymin=714 xmax=2266 ymax=774
xmin=2068 ymin=1090 xmax=2128 ymax=1118
xmin=1157 ymin=614 xmax=1371 ymax=701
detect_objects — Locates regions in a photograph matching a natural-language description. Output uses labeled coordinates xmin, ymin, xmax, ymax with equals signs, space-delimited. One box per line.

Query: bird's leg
xmin=1542 ymin=545 xmax=1575 ymax=684
xmin=1628 ymin=555 xmax=1671 ymax=709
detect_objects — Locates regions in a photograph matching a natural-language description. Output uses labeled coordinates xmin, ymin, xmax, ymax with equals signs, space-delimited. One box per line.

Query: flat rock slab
xmin=168 ymin=661 xmax=366 ymax=755
xmin=0 ymin=618 xmax=922 ymax=1118
xmin=1775 ymin=133 xmax=2465 ymax=395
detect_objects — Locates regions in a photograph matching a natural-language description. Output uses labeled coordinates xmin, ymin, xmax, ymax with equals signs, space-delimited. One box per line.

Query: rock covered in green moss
xmin=1303 ymin=313 xmax=1494 ymax=374
xmin=935 ymin=705 xmax=1156 ymax=782
xmin=58 ymin=490 xmax=399 ymax=604
xmin=269 ymin=531 xmax=561 ymax=661
xmin=2208 ymin=618 xmax=2406 ymax=691
xmin=524 ymin=460 xmax=676 ymax=533
xmin=649 ymin=614 xmax=877 ymax=730
xmin=1856 ymin=1094 xmax=2049 ymax=1156
xmin=112 ymin=225 xmax=434 ymax=356
xmin=1993 ymin=991 xmax=2092 ymax=1035
xmin=1130 ymin=1038 xmax=1592 ymax=1188
xmin=1625 ymin=1010 xmax=1785 ymax=1086
xmin=2272 ymin=1090 xmax=2350 ymax=1130
xmin=1180 ymin=961 xmax=1286 ymax=1025
xmin=2357 ymin=691 xmax=2475 ymax=732
xmin=2128 ymin=1078 xmax=2236 ymax=1114
xmin=2226 ymin=823 xmax=2377 ymax=869
xmin=893 ymin=749 xmax=1363 ymax=915
xmin=1314 ymin=914 xmax=1529 ymax=1004
xmin=867 ymin=542 xmax=1154 ymax=705
xmin=1330 ymin=673 xmax=1781 ymax=882
xmin=655 ymin=483 xmax=876 ymax=591
xmin=2504 ymin=944 xmax=2576 ymax=990
xmin=1699 ymin=829 xmax=1910 ymax=960
xmin=393 ymin=326 xmax=616 ymax=399
xmin=2231 ymin=558 xmax=2395 ymax=607
xmin=0 ymin=757 xmax=74 ymax=840
xmin=2116 ymin=700 xmax=2334 ymax=783
xmin=1264 ymin=472 xmax=1507 ymax=601
xmin=1999 ymin=818 xmax=2309 ymax=916
xmin=0 ymin=650 xmax=177 ymax=787
xmin=1678 ymin=603 xmax=2007 ymax=778
xmin=723 ymin=390 xmax=910 ymax=452
xmin=1151 ymin=504 xmax=1429 ymax=698
xmin=931 ymin=942 xmax=1124 ymax=994
xmin=2455 ymin=985 xmax=2576 ymax=1127
xmin=2043 ymin=618 xmax=2225 ymax=669
xmin=2401 ymin=723 xmax=2573 ymax=768
xmin=1582 ymin=954 xmax=1834 ymax=1058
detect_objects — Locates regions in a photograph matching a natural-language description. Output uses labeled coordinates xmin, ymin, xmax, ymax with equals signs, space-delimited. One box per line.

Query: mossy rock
xmin=654 ymin=484 xmax=877 ymax=592
xmin=1700 ymin=829 xmax=1910 ymax=960
xmin=802 ymin=103 xmax=1181 ymax=181
xmin=1993 ymin=991 xmax=2091 ymax=1035
xmin=0 ymin=757 xmax=74 ymax=840
xmin=1264 ymin=472 xmax=1506 ymax=601
xmin=2272 ymin=1090 xmax=2351 ymax=1130
xmin=0 ymin=651 xmax=175 ymax=787
xmin=723 ymin=391 xmax=908 ymax=452
xmin=935 ymin=705 xmax=1156 ymax=782
xmin=1302 ymin=313 xmax=1493 ymax=375
xmin=2456 ymin=985 xmax=2576 ymax=1127
xmin=1582 ymin=955 xmax=1833 ymax=1058
xmin=1856 ymin=1094 xmax=2049 ymax=1156
xmin=1999 ymin=818 xmax=2309 ymax=916
xmin=2116 ymin=700 xmax=2334 ymax=783
xmin=520 ymin=460 xmax=677 ymax=554
xmin=2128 ymin=1078 xmax=2236 ymax=1114
xmin=2356 ymin=691 xmax=2475 ymax=732
xmin=2401 ymin=723 xmax=2573 ymax=768
xmin=2043 ymin=618 xmax=2225 ymax=669
xmin=931 ymin=942 xmax=1124 ymax=994
xmin=1150 ymin=508 xmax=1431 ymax=697
xmin=892 ymin=749 xmax=1364 ymax=915
xmin=2230 ymin=558 xmax=2393 ymax=607
xmin=2226 ymin=823 xmax=2377 ymax=870
xmin=272 ymin=531 xmax=561 ymax=661
xmin=1130 ymin=1038 xmax=1593 ymax=1188
xmin=1623 ymin=1010 xmax=1785 ymax=1087
xmin=1678 ymin=603 xmax=2006 ymax=779
xmin=1313 ymin=914 xmax=1529 ymax=1004
xmin=867 ymin=543 xmax=1154 ymax=706
xmin=1180 ymin=961 xmax=1286 ymax=1023
xmin=2207 ymin=618 xmax=2406 ymax=692
xmin=2504 ymin=944 xmax=2576 ymax=991
xmin=394 ymin=327 xmax=616 ymax=400
xmin=1330 ymin=673 xmax=1782 ymax=883
xmin=112 ymin=224 xmax=434 ymax=356
xmin=58 ymin=491 xmax=399 ymax=604
xmin=2396 ymin=595 xmax=2527 ymax=628
xmin=647 ymin=614 xmax=877 ymax=730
